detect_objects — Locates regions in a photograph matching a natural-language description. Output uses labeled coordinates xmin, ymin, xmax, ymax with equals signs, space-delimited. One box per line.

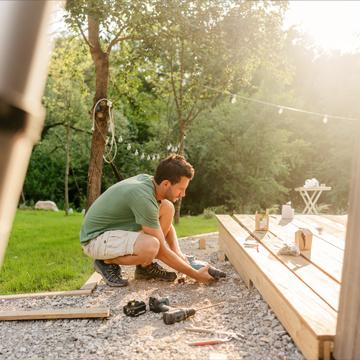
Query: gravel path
xmin=0 ymin=234 xmax=304 ymax=360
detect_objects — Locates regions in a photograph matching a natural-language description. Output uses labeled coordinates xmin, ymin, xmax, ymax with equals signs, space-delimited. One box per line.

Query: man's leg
xmin=104 ymin=233 xmax=159 ymax=266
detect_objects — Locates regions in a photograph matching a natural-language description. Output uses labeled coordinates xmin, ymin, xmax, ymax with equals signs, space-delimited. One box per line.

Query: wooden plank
xmin=277 ymin=215 xmax=344 ymax=251
xmin=323 ymin=215 xmax=347 ymax=226
xmin=267 ymin=215 xmax=343 ymax=283
xmin=0 ymin=272 xmax=102 ymax=300
xmin=80 ymin=272 xmax=103 ymax=291
xmin=0 ymin=307 xmax=110 ymax=321
xmin=216 ymin=215 xmax=336 ymax=360
xmin=235 ymin=215 xmax=340 ymax=311
xmin=219 ymin=226 xmax=253 ymax=288
xmin=295 ymin=215 xmax=345 ymax=247
xmin=0 ymin=289 xmax=91 ymax=301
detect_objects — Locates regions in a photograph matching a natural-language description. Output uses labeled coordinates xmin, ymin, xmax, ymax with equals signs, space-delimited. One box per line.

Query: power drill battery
xmin=123 ymin=300 xmax=146 ymax=317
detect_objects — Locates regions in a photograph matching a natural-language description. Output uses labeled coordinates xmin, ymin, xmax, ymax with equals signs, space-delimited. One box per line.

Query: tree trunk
xmin=174 ymin=123 xmax=186 ymax=224
xmin=86 ymin=16 xmax=110 ymax=210
xmin=64 ymin=123 xmax=71 ymax=215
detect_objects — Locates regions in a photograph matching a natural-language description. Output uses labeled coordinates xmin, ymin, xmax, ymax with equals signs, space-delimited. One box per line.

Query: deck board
xmin=235 ymin=215 xmax=340 ymax=311
xmin=217 ymin=214 xmax=345 ymax=360
xmin=267 ymin=216 xmax=344 ymax=282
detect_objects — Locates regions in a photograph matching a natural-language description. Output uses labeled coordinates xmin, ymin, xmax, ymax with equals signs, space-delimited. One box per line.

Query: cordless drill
xmin=186 ymin=255 xmax=226 ymax=279
xmin=149 ymin=296 xmax=196 ymax=324
xmin=149 ymin=297 xmax=171 ymax=313
xmin=163 ymin=308 xmax=196 ymax=325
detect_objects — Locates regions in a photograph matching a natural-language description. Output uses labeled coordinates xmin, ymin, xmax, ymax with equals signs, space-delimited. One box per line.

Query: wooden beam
xmin=0 ymin=289 xmax=91 ymax=301
xmin=0 ymin=307 xmax=110 ymax=321
xmin=0 ymin=272 xmax=102 ymax=300
xmin=80 ymin=272 xmax=102 ymax=290
xmin=335 ymin=135 xmax=360 ymax=359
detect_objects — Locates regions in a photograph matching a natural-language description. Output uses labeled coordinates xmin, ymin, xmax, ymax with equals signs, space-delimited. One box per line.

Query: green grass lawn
xmin=0 ymin=210 xmax=217 ymax=294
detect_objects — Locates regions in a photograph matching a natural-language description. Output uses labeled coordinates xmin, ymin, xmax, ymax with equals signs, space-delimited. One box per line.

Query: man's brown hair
xmin=154 ymin=154 xmax=194 ymax=185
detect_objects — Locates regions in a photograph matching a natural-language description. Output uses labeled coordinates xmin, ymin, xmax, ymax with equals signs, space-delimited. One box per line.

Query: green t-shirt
xmin=80 ymin=174 xmax=160 ymax=244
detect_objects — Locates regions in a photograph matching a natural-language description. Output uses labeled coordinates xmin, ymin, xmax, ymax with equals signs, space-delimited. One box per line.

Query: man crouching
xmin=80 ymin=154 xmax=213 ymax=286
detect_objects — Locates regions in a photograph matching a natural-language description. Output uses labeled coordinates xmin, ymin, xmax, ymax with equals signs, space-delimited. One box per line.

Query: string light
xmin=278 ymin=107 xmax=284 ymax=115
xmin=203 ymin=85 xmax=359 ymax=123
xmin=231 ymin=95 xmax=237 ymax=104
xmin=134 ymin=149 xmax=139 ymax=156
xmin=140 ymin=153 xmax=145 ymax=160
xmin=147 ymin=155 xmax=150 ymax=160
xmin=118 ymin=135 xmax=123 ymax=143
xmin=323 ymin=115 xmax=328 ymax=124
xmin=127 ymin=143 xmax=131 ymax=150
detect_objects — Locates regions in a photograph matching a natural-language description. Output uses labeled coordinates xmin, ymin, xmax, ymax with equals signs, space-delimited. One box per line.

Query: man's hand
xmin=195 ymin=266 xmax=214 ymax=283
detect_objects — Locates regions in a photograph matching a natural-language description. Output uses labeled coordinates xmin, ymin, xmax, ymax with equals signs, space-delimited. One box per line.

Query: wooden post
xmin=295 ymin=229 xmax=313 ymax=251
xmin=334 ymin=133 xmax=360 ymax=359
xmin=255 ymin=209 xmax=269 ymax=231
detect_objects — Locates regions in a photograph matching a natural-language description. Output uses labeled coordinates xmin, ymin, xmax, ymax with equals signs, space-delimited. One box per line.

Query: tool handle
xmin=189 ymin=339 xmax=223 ymax=346
xmin=196 ymin=301 xmax=224 ymax=311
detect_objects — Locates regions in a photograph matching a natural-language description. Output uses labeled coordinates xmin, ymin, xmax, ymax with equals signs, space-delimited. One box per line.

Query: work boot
xmin=134 ymin=262 xmax=177 ymax=282
xmin=94 ymin=260 xmax=129 ymax=287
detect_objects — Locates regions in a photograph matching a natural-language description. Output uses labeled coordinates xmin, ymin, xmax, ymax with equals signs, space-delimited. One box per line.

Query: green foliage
xmin=184 ymin=98 xmax=304 ymax=214
xmin=22 ymin=5 xmax=355 ymax=217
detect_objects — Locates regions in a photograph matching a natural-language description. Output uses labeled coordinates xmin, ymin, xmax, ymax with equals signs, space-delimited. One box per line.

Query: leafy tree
xmin=65 ymin=0 xmax=151 ymax=209
xmin=140 ymin=0 xmax=287 ymax=221
xmin=185 ymin=97 xmax=307 ymax=214
xmin=25 ymin=37 xmax=92 ymax=211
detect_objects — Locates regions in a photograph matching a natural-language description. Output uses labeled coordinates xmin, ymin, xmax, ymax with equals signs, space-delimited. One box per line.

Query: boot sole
xmin=94 ymin=263 xmax=129 ymax=287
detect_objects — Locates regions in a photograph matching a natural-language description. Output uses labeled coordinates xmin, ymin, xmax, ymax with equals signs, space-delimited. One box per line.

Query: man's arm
xmin=142 ymin=225 xmax=212 ymax=283
xmin=165 ymin=224 xmax=187 ymax=261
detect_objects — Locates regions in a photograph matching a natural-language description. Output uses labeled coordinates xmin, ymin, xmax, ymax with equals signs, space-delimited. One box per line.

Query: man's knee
xmin=136 ymin=234 xmax=160 ymax=262
xmin=160 ymin=199 xmax=175 ymax=217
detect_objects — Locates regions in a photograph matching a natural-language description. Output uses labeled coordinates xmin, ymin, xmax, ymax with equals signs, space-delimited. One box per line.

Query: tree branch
xmin=106 ymin=24 xmax=127 ymax=54
xmin=70 ymin=125 xmax=92 ymax=135
xmin=41 ymin=122 xmax=64 ymax=139
xmin=170 ymin=53 xmax=181 ymax=119
xmin=75 ymin=18 xmax=94 ymax=48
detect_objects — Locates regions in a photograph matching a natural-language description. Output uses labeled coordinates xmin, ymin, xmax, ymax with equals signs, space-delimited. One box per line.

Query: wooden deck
xmin=216 ymin=214 xmax=346 ymax=360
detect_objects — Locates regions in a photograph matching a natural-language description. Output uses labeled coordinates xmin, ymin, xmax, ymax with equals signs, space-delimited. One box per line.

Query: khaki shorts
xmin=82 ymin=230 xmax=140 ymax=260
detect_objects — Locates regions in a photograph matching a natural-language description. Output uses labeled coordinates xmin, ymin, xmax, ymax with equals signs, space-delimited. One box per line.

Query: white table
xmin=295 ymin=186 xmax=332 ymax=214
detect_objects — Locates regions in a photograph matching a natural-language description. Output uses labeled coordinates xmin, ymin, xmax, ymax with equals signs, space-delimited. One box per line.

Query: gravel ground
xmin=0 ymin=234 xmax=305 ymax=360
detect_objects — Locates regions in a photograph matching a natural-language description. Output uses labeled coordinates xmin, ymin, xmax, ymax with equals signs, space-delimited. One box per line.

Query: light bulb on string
xmin=323 ymin=115 xmax=328 ymax=124
xmin=231 ymin=95 xmax=237 ymax=104
xmin=147 ymin=155 xmax=150 ymax=161
xmin=278 ymin=107 xmax=284 ymax=115
xmin=118 ymin=135 xmax=123 ymax=143
xmin=152 ymin=155 xmax=156 ymax=161
xmin=156 ymin=154 xmax=160 ymax=160
xmin=140 ymin=153 xmax=145 ymax=160
xmin=134 ymin=149 xmax=139 ymax=156
xmin=127 ymin=143 xmax=131 ymax=150
xmin=167 ymin=144 xmax=172 ymax=151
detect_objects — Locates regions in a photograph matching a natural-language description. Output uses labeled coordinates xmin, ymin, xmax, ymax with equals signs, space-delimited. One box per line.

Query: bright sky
xmin=284 ymin=1 xmax=360 ymax=53
xmin=50 ymin=1 xmax=360 ymax=53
